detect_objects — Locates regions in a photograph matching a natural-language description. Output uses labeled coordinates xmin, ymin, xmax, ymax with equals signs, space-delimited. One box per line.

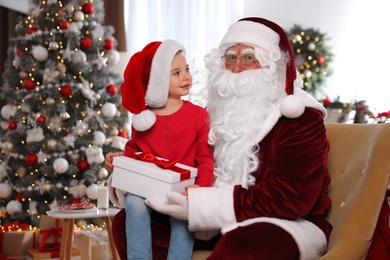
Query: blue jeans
xmin=125 ymin=193 xmax=194 ymax=260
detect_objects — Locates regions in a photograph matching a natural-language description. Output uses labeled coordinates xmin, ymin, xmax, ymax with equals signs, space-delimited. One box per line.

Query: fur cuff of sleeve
xmin=222 ymin=217 xmax=327 ymax=260
xmin=107 ymin=174 xmax=127 ymax=208
xmin=188 ymin=186 xmax=236 ymax=231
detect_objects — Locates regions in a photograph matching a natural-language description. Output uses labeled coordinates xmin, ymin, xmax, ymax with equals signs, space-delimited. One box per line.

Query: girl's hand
xmin=105 ymin=151 xmax=124 ymax=172
xmin=181 ymin=184 xmax=200 ymax=195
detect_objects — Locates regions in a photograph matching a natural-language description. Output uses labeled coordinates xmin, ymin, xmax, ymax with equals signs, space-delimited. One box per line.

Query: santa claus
xmin=146 ymin=17 xmax=332 ymax=259
xmin=108 ymin=17 xmax=332 ymax=259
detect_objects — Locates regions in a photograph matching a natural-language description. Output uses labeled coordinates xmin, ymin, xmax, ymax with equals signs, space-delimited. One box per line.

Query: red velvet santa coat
xmin=187 ymin=107 xmax=332 ymax=259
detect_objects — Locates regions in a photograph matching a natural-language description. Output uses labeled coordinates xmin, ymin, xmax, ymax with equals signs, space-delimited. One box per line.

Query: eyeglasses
xmin=222 ymin=54 xmax=257 ymax=66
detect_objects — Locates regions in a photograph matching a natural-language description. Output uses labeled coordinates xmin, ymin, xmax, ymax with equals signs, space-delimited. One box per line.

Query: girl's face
xmin=169 ymin=53 xmax=192 ymax=99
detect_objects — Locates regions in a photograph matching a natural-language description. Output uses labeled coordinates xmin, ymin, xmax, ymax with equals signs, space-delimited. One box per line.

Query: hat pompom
xmin=132 ymin=110 xmax=156 ymax=131
xmin=280 ymin=95 xmax=305 ymax=118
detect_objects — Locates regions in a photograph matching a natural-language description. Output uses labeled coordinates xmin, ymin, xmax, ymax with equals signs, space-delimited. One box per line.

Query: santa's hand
xmin=145 ymin=192 xmax=188 ymax=220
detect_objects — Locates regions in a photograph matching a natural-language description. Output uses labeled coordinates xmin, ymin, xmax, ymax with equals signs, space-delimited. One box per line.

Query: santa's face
xmin=223 ymin=45 xmax=260 ymax=72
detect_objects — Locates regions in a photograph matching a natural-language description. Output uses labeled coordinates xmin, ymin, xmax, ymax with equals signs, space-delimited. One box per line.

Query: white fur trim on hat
xmin=280 ymin=95 xmax=306 ymax=118
xmin=145 ymin=39 xmax=185 ymax=108
xmin=132 ymin=109 xmax=156 ymax=131
xmin=219 ymin=20 xmax=280 ymax=56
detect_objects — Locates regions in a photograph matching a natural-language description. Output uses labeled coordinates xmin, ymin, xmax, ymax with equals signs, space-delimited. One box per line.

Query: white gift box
xmin=111 ymin=155 xmax=197 ymax=199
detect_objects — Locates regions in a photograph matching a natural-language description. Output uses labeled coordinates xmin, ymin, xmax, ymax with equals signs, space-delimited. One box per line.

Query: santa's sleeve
xmin=188 ymin=186 xmax=237 ymax=231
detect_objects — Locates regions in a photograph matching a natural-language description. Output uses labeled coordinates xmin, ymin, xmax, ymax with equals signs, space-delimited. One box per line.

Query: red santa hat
xmin=219 ymin=17 xmax=315 ymax=119
xmin=120 ymin=39 xmax=185 ymax=131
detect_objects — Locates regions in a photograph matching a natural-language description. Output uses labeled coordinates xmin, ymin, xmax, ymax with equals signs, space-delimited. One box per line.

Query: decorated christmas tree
xmin=289 ymin=25 xmax=333 ymax=97
xmin=0 ymin=0 xmax=129 ymax=226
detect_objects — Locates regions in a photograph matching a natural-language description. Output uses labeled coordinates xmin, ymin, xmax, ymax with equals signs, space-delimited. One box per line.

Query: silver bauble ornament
xmin=98 ymin=168 xmax=108 ymax=180
xmin=31 ymin=45 xmax=49 ymax=61
xmin=60 ymin=112 xmax=70 ymax=120
xmin=49 ymin=42 xmax=59 ymax=50
xmin=0 ymin=183 xmax=12 ymax=198
xmin=303 ymin=69 xmax=312 ymax=78
xmin=6 ymin=200 xmax=22 ymax=215
xmin=73 ymin=10 xmax=85 ymax=22
xmin=72 ymin=51 xmax=87 ymax=63
xmin=53 ymin=158 xmax=69 ymax=174
xmin=308 ymin=42 xmax=316 ymax=51
xmin=65 ymin=3 xmax=74 ymax=13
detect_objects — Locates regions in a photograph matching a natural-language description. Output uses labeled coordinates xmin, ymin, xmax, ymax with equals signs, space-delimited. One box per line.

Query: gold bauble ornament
xmin=3 ymin=141 xmax=14 ymax=153
xmin=109 ymin=127 xmax=119 ymax=136
xmin=0 ymin=206 xmax=7 ymax=218
xmin=76 ymin=219 xmax=87 ymax=228
xmin=57 ymin=63 xmax=66 ymax=74
xmin=19 ymin=70 xmax=29 ymax=79
xmin=47 ymin=139 xmax=58 ymax=151
xmin=42 ymin=183 xmax=51 ymax=192
xmin=45 ymin=97 xmax=55 ymax=106
xmin=17 ymin=166 xmax=27 ymax=178
xmin=70 ymin=153 xmax=80 ymax=164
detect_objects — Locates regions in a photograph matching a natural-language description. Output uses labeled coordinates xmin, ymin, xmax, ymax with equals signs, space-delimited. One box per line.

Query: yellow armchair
xmin=193 ymin=123 xmax=390 ymax=259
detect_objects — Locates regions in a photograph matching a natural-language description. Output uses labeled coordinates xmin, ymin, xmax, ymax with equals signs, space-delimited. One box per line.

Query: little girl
xmin=107 ymin=39 xmax=214 ymax=259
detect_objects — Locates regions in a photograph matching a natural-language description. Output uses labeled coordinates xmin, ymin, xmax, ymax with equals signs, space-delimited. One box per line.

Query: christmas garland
xmin=288 ymin=25 xmax=333 ymax=97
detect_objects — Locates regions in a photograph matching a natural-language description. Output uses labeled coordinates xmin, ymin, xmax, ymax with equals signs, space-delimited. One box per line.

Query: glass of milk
xmin=97 ymin=181 xmax=109 ymax=211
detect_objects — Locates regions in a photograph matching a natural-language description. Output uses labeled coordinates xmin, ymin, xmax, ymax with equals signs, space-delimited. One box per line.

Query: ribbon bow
xmin=124 ymin=152 xmax=191 ymax=181
xmin=38 ymin=219 xmax=62 ymax=251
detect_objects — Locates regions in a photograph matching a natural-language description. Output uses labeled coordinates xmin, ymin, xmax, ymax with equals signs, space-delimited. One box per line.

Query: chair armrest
xmin=319 ymin=239 xmax=370 ymax=260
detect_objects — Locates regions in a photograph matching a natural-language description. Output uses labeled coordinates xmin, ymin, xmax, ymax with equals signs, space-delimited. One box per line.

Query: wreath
xmin=288 ymin=25 xmax=333 ymax=97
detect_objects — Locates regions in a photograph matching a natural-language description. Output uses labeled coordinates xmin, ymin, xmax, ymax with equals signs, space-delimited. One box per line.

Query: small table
xmin=48 ymin=208 xmax=120 ymax=260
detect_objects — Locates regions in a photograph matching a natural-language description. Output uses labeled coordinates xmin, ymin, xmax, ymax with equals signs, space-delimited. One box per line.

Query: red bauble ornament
xmin=23 ymin=79 xmax=36 ymax=91
xmin=104 ymin=39 xmax=114 ymax=50
xmin=16 ymin=49 xmax=24 ymax=56
xmin=27 ymin=27 xmax=37 ymax=35
xmin=8 ymin=122 xmax=17 ymax=130
xmin=64 ymin=130 xmax=70 ymax=136
xmin=80 ymin=37 xmax=92 ymax=49
xmin=118 ymin=131 xmax=128 ymax=138
xmin=60 ymin=85 xmax=72 ymax=97
xmin=77 ymin=160 xmax=89 ymax=171
xmin=322 ymin=97 xmax=331 ymax=106
xmin=60 ymin=20 xmax=70 ymax=29
xmin=70 ymin=198 xmax=81 ymax=204
xmin=317 ymin=55 xmax=325 ymax=64
xmin=25 ymin=153 xmax=38 ymax=166
xmin=82 ymin=3 xmax=95 ymax=14
xmin=37 ymin=115 xmax=46 ymax=125
xmin=106 ymin=84 xmax=118 ymax=95
xmin=15 ymin=193 xmax=25 ymax=202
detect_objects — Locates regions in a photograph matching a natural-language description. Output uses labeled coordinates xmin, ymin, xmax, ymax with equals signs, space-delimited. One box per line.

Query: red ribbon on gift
xmin=0 ymin=221 xmax=32 ymax=255
xmin=38 ymin=219 xmax=62 ymax=251
xmin=125 ymin=152 xmax=191 ymax=181
xmin=1 ymin=221 xmax=30 ymax=232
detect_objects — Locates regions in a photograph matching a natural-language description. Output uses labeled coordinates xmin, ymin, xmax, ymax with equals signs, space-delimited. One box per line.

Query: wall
xmin=242 ymin=0 xmax=390 ymax=112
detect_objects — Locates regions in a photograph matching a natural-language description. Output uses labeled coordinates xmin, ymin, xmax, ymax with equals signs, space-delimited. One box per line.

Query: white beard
xmin=206 ymin=68 xmax=282 ymax=188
